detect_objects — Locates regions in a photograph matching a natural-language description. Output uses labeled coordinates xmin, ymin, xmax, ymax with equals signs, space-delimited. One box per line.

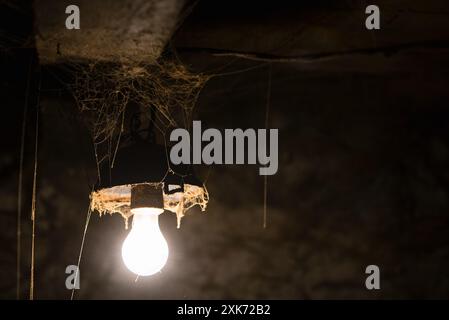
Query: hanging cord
xmin=30 ymin=69 xmax=41 ymax=300
xmin=263 ymin=64 xmax=272 ymax=229
xmin=17 ymin=56 xmax=33 ymax=300
xmin=71 ymin=199 xmax=92 ymax=300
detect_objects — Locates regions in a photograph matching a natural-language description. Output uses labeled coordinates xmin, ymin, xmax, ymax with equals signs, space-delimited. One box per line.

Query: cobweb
xmin=69 ymin=54 xmax=211 ymax=226
xmin=72 ymin=56 xmax=209 ymax=167
xmin=90 ymin=182 xmax=209 ymax=229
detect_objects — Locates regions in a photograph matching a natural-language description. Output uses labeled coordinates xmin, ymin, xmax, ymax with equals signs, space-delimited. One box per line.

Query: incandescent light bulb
xmin=121 ymin=208 xmax=169 ymax=276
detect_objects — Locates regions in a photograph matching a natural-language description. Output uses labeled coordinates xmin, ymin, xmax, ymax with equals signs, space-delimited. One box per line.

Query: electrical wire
xmin=263 ymin=64 xmax=272 ymax=229
xmin=17 ymin=55 xmax=33 ymax=300
xmin=30 ymin=69 xmax=41 ymax=300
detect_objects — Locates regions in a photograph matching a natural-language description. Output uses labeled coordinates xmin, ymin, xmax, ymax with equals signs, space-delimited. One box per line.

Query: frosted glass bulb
xmin=121 ymin=208 xmax=169 ymax=276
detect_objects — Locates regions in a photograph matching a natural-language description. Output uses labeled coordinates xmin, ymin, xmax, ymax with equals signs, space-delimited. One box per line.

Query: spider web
xmin=68 ymin=54 xmax=210 ymax=226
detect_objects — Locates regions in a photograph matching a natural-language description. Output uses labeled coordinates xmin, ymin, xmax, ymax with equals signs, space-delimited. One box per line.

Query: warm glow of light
xmin=121 ymin=208 xmax=169 ymax=276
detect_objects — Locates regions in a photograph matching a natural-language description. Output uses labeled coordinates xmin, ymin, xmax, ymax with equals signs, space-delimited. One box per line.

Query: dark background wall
xmin=0 ymin=0 xmax=448 ymax=299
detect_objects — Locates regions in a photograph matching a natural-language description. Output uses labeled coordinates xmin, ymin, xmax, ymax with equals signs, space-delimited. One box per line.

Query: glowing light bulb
xmin=121 ymin=208 xmax=169 ymax=276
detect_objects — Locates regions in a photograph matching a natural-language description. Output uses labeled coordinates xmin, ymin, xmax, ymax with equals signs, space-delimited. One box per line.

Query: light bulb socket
xmin=130 ymin=184 xmax=164 ymax=211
